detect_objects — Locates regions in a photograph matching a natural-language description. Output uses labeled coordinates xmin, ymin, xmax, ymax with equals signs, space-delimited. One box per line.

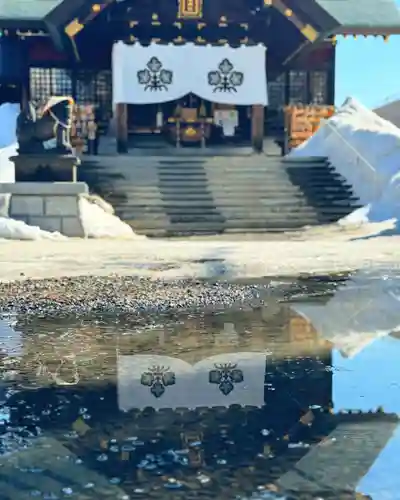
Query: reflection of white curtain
xmin=117 ymin=352 xmax=266 ymax=411
xmin=112 ymin=42 xmax=268 ymax=106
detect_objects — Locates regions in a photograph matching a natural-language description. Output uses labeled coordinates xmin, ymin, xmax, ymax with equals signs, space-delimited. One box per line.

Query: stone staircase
xmin=80 ymin=154 xmax=361 ymax=236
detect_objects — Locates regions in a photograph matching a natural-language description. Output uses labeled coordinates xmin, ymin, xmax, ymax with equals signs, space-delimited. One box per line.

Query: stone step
xmin=80 ymin=152 xmax=358 ymax=236
xmin=118 ymin=210 xmax=357 ymax=222
xmin=154 ymin=171 xmax=344 ymax=181
xmin=118 ymin=200 xmax=309 ymax=209
xmin=111 ymin=198 xmax=352 ymax=210
xmin=103 ymin=193 xmax=356 ymax=209
xmin=129 ymin=180 xmax=351 ymax=190
xmin=126 ymin=218 xmax=335 ymax=232
xmin=117 ymin=199 xmax=357 ymax=211
xmin=122 ymin=211 xmax=345 ymax=224
xmin=282 ymin=156 xmax=328 ymax=164
xmin=121 ymin=214 xmax=353 ymax=227
xmin=97 ymin=181 xmax=301 ymax=191
xmin=109 ymin=193 xmax=358 ymax=205
xmin=120 ymin=210 xmax=320 ymax=221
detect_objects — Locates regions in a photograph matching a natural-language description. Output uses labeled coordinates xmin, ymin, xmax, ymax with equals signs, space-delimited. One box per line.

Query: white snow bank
xmin=292 ymin=270 xmax=400 ymax=358
xmin=0 ymin=143 xmax=17 ymax=183
xmin=290 ymin=97 xmax=400 ymax=206
xmin=0 ymin=103 xmax=19 ymax=183
xmin=0 ymin=217 xmax=66 ymax=240
xmin=79 ymin=195 xmax=144 ymax=239
xmin=290 ymin=97 xmax=400 ymax=232
xmin=0 ymin=193 xmax=144 ymax=241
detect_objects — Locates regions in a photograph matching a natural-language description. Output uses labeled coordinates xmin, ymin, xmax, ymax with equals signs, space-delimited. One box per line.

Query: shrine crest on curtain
xmin=178 ymin=0 xmax=203 ymax=18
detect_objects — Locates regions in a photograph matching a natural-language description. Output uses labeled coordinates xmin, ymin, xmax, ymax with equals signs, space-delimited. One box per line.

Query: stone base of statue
xmin=12 ymin=154 xmax=80 ymax=183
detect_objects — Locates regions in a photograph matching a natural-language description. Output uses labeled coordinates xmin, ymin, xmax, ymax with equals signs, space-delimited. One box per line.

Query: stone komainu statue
xmin=16 ymin=96 xmax=74 ymax=155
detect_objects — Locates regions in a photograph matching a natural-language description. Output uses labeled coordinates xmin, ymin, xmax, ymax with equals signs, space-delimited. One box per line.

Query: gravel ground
xmin=0 ymin=276 xmax=272 ymax=317
xmin=0 ymin=224 xmax=399 ymax=317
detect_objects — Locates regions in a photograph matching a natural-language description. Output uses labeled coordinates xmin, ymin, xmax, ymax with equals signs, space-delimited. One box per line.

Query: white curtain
xmin=112 ymin=41 xmax=268 ymax=106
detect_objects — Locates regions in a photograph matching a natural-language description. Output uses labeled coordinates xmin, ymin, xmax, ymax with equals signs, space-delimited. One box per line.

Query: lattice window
xmin=29 ymin=68 xmax=72 ymax=105
xmin=53 ymin=69 xmax=73 ymax=96
xmin=29 ymin=68 xmax=52 ymax=103
xmin=309 ymin=71 xmax=328 ymax=105
xmin=30 ymin=68 xmax=112 ymax=124
xmin=288 ymin=70 xmax=307 ymax=105
xmin=75 ymin=70 xmax=112 ymax=122
xmin=267 ymin=73 xmax=286 ymax=110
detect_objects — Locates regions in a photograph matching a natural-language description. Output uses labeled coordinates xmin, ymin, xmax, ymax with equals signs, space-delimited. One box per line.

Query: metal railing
xmin=321 ymin=119 xmax=382 ymax=203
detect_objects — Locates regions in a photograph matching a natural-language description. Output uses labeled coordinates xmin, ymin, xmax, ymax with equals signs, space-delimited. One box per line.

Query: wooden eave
xmin=268 ymin=0 xmax=400 ymax=62
xmin=0 ymin=19 xmax=47 ymax=30
xmin=333 ymin=26 xmax=400 ymax=36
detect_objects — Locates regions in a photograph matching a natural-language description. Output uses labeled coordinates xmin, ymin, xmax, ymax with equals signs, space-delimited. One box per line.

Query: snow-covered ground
xmin=0 ymin=230 xmax=400 ymax=281
xmin=291 ymin=97 xmax=400 ymax=233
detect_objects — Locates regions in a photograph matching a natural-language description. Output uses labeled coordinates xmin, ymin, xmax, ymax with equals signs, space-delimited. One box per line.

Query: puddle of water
xmin=0 ymin=271 xmax=400 ymax=499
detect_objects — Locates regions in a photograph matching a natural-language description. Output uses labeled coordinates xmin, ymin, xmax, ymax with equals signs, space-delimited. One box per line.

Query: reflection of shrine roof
xmin=18 ymin=403 xmax=399 ymax=499
xmin=6 ymin=374 xmax=398 ymax=499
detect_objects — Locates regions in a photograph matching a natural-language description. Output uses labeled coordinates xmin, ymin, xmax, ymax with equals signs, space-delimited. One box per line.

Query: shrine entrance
xmin=113 ymin=42 xmax=267 ymax=153
xmin=127 ymin=94 xmax=252 ymax=149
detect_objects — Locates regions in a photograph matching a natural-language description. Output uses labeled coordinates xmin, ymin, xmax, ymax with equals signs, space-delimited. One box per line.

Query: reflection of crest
xmin=137 ymin=57 xmax=173 ymax=91
xmin=208 ymin=58 xmax=244 ymax=93
xmin=141 ymin=365 xmax=176 ymax=397
xmin=209 ymin=362 xmax=243 ymax=395
xmin=20 ymin=355 xmax=80 ymax=389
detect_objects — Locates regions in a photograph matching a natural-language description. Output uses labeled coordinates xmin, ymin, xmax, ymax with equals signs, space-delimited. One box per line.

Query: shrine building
xmin=0 ymin=0 xmax=400 ymax=154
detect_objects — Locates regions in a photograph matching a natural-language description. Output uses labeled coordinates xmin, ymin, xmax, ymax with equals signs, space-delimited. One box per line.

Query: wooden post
xmin=251 ymin=104 xmax=264 ymax=153
xmin=116 ymin=103 xmax=128 ymax=153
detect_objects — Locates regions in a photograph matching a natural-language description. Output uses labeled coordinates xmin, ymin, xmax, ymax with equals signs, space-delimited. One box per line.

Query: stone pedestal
xmin=0 ymin=182 xmax=88 ymax=237
xmin=11 ymin=154 xmax=80 ymax=183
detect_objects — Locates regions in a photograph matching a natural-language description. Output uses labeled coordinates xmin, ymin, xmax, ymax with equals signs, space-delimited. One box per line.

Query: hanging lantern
xmin=384 ymin=35 xmax=390 ymax=42
xmin=178 ymin=0 xmax=203 ymax=19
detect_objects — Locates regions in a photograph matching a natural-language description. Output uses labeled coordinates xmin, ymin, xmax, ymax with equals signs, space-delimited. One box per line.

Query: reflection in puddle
xmin=0 ymin=271 xmax=400 ymax=499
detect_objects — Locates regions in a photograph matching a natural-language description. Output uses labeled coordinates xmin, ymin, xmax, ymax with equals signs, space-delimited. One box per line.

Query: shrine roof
xmin=0 ymin=0 xmax=63 ymax=21
xmin=315 ymin=0 xmax=400 ymax=33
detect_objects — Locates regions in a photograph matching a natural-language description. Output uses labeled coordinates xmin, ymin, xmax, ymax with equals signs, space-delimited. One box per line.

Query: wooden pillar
xmin=251 ymin=104 xmax=264 ymax=153
xmin=116 ymin=103 xmax=128 ymax=153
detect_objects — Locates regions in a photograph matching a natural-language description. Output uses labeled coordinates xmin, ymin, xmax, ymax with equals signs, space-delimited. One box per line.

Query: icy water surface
xmin=1 ymin=271 xmax=400 ymax=500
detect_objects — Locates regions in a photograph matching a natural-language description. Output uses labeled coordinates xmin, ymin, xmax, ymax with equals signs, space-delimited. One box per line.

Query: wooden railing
xmin=284 ymin=104 xmax=335 ymax=153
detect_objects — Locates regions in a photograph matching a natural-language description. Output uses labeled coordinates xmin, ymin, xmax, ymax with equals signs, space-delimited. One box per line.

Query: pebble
xmin=0 ymin=276 xmax=270 ymax=318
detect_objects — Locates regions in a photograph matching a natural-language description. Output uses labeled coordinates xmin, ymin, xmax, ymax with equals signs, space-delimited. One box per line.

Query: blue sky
xmin=335 ymin=1 xmax=400 ymax=108
xmin=335 ymin=35 xmax=400 ymax=108
xmin=334 ymin=337 xmax=400 ymax=498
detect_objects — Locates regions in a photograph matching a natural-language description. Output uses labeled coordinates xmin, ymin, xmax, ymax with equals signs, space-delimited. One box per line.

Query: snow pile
xmin=291 ymin=270 xmax=400 ymax=358
xmin=0 ymin=102 xmax=19 ymax=183
xmin=0 ymin=217 xmax=66 ymax=240
xmin=0 ymin=193 xmax=143 ymax=240
xmin=290 ymin=97 xmax=400 ymax=230
xmin=79 ymin=194 xmax=144 ymax=239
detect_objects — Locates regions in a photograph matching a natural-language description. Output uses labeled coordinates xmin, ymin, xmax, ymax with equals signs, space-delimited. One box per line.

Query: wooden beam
xmin=251 ymin=105 xmax=265 ymax=153
xmin=271 ymin=0 xmax=320 ymax=42
xmin=116 ymin=103 xmax=128 ymax=154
